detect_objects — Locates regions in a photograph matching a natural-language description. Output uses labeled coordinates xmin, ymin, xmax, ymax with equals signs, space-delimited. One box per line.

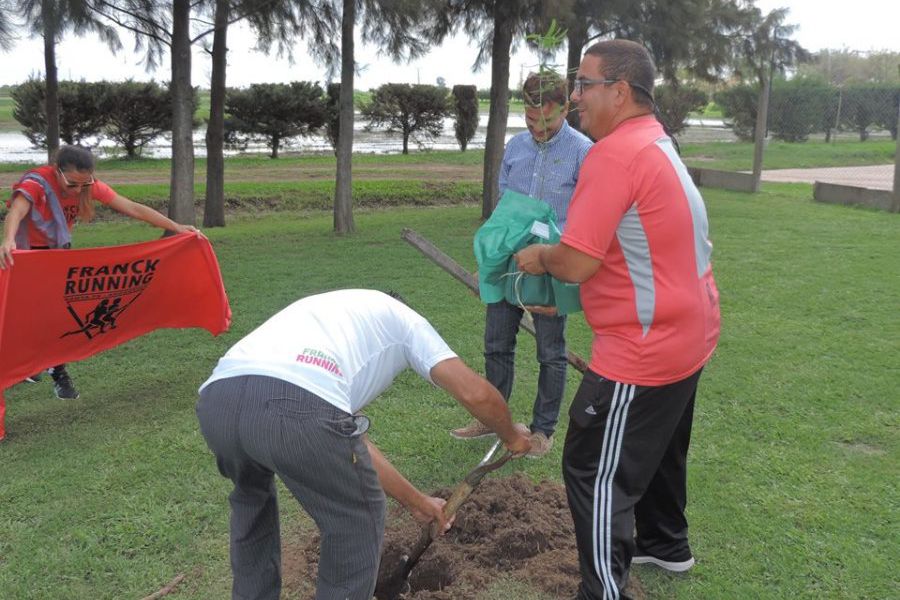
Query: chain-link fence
xmin=667 ymin=79 xmax=899 ymax=210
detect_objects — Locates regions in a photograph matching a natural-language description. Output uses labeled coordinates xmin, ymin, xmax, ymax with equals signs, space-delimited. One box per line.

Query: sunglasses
xmin=573 ymin=78 xmax=656 ymax=103
xmin=572 ymin=78 xmax=622 ymax=95
xmin=58 ymin=168 xmax=95 ymax=189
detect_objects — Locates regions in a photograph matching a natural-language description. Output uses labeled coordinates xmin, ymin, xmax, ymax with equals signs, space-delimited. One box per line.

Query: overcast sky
xmin=0 ymin=0 xmax=897 ymax=89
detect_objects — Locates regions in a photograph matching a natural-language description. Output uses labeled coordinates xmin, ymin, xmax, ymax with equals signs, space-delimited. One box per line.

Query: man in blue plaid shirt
xmin=452 ymin=71 xmax=593 ymax=457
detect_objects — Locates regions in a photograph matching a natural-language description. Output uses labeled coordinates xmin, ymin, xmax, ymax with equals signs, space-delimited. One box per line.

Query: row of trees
xmin=226 ymin=81 xmax=480 ymax=157
xmin=716 ymin=79 xmax=900 ymax=143
xmin=224 ymin=82 xmax=328 ymax=159
xmin=232 ymin=80 xmax=712 ymax=149
xmin=796 ymin=49 xmax=900 ymax=86
xmin=0 ymin=0 xmax=835 ymax=228
xmin=14 ymin=77 xmax=737 ymax=159
xmin=12 ymin=79 xmax=195 ymax=157
xmin=9 ymin=79 xmax=481 ymax=158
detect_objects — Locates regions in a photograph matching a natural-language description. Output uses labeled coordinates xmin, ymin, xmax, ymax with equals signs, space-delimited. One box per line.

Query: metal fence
xmin=681 ymin=80 xmax=900 ymax=209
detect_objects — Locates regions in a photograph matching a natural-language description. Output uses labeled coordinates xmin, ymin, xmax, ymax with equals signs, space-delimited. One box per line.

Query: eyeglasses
xmin=572 ymin=78 xmax=621 ymax=95
xmin=58 ymin=168 xmax=95 ymax=189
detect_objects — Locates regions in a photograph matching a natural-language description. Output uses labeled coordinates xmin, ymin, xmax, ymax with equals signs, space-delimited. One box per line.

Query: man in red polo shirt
xmin=517 ymin=40 xmax=720 ymax=600
xmin=2 ymin=145 xmax=198 ymax=399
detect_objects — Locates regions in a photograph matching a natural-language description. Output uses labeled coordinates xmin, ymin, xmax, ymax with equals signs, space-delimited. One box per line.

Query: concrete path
xmin=760 ymin=164 xmax=894 ymax=190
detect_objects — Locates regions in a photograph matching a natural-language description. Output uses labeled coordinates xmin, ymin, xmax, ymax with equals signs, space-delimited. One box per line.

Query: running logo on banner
xmin=60 ymin=259 xmax=159 ymax=340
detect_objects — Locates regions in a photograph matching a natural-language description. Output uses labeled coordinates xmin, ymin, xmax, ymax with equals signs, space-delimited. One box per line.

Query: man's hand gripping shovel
xmin=374 ymin=439 xmax=514 ymax=600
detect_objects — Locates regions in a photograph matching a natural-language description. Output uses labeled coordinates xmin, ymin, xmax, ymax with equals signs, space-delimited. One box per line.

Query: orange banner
xmin=0 ymin=233 xmax=231 ymax=440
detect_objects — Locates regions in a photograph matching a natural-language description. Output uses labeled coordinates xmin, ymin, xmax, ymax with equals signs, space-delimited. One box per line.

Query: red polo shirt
xmin=562 ymin=116 xmax=720 ymax=386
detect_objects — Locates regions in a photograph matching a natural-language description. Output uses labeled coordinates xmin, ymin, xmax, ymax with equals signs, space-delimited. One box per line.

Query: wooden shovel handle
xmin=381 ymin=451 xmax=516 ymax=594
xmin=430 ymin=481 xmax=474 ymax=538
xmin=428 ymin=451 xmax=513 ymax=538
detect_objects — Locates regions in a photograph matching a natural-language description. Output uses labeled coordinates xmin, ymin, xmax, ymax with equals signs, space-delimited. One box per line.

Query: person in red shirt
xmin=1 ymin=145 xmax=199 ymax=400
xmin=516 ymin=40 xmax=721 ymax=600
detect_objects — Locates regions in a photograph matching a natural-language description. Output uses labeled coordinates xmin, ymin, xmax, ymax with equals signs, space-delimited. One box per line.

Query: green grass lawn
xmin=0 ymin=186 xmax=897 ymax=599
xmin=700 ymin=101 xmax=724 ymax=118
xmin=2 ymin=139 xmax=895 ymax=179
xmin=0 ymin=149 xmax=486 ymax=173
xmin=108 ymin=179 xmax=482 ymax=212
xmin=681 ymin=139 xmax=898 ymax=171
xmin=478 ymin=97 xmax=525 ymax=110
xmin=0 ymin=152 xmax=488 ymax=215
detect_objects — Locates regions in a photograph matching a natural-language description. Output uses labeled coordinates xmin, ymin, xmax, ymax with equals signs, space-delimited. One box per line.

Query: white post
xmin=892 ymin=100 xmax=899 ymax=213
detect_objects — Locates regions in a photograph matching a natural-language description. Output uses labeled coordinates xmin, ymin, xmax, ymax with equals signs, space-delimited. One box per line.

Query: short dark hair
xmin=54 ymin=145 xmax=95 ymax=172
xmin=386 ymin=290 xmax=408 ymax=306
xmin=523 ymin=71 xmax=568 ymax=107
xmin=584 ymin=40 xmax=656 ymax=109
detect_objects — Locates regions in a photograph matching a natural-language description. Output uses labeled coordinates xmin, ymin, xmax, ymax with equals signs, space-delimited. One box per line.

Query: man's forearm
xmin=467 ymin=399 xmax=519 ymax=444
xmin=517 ymin=242 xmax=601 ymax=284
xmin=457 ymin=380 xmax=528 ymax=448
xmin=539 ymin=244 xmax=575 ymax=282
xmin=366 ymin=437 xmax=424 ymax=510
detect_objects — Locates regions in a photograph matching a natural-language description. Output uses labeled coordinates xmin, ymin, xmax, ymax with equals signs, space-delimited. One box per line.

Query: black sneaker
xmin=50 ymin=367 xmax=80 ymax=400
xmin=631 ymin=551 xmax=695 ymax=572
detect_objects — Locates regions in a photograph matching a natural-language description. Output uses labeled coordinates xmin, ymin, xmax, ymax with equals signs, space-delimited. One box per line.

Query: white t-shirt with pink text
xmin=199 ymin=289 xmax=457 ymax=413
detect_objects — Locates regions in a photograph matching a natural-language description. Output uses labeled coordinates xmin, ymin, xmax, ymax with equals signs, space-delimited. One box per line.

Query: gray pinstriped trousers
xmin=197 ymin=375 xmax=385 ymax=600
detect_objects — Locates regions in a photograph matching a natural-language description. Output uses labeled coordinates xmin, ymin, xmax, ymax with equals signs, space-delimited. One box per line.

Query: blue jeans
xmin=484 ymin=300 xmax=567 ymax=437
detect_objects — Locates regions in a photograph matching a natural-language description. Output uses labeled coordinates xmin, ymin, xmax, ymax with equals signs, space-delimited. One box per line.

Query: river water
xmin=0 ymin=114 xmax=732 ymax=163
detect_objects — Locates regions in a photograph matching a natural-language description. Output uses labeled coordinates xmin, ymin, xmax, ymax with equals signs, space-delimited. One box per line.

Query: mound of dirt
xmin=283 ymin=474 xmax=646 ymax=599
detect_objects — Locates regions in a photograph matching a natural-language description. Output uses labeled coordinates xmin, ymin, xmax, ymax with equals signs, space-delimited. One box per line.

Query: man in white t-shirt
xmin=196 ymin=289 xmax=530 ymax=600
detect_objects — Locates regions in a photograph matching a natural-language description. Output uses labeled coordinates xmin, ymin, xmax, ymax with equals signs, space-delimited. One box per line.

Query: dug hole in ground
xmin=281 ymin=474 xmax=647 ymax=599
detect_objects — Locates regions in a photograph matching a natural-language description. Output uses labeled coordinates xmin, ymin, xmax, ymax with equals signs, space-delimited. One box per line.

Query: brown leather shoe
xmin=450 ymin=419 xmax=496 ymax=440
xmin=526 ymin=431 xmax=553 ymax=458
xmin=450 ymin=419 xmax=497 ymax=440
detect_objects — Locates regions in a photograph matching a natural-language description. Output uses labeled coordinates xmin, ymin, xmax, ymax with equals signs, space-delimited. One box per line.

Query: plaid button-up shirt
xmin=498 ymin=120 xmax=593 ymax=231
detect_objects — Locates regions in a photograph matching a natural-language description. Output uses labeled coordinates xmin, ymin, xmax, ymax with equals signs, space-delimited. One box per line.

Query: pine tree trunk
xmin=203 ymin=0 xmax=228 ymax=228
xmin=43 ymin=16 xmax=59 ymax=162
xmin=169 ymin=0 xmax=196 ymax=227
xmin=481 ymin=3 xmax=513 ymax=220
xmin=566 ymin=23 xmax=587 ymax=130
xmin=333 ymin=0 xmax=355 ymax=234
xmin=751 ymin=76 xmax=770 ymax=193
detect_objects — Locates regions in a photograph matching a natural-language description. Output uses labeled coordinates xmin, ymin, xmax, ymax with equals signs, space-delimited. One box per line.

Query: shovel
xmin=374 ymin=439 xmax=514 ymax=600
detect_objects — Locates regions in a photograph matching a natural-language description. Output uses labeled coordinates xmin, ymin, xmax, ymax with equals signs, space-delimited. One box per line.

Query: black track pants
xmin=563 ymin=368 xmax=702 ymax=600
